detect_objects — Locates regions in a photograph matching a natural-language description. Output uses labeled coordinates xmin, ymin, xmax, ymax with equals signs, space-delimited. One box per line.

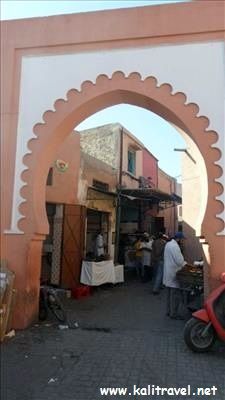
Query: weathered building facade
xmin=79 ymin=123 xmax=180 ymax=236
xmin=42 ymin=131 xmax=118 ymax=289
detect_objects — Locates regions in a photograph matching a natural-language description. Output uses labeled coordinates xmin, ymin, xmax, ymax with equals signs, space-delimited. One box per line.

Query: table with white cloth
xmin=114 ymin=264 xmax=124 ymax=284
xmin=80 ymin=260 xmax=116 ymax=286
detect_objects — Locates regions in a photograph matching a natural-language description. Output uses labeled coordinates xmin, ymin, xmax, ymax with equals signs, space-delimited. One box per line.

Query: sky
xmin=1 ymin=0 xmax=189 ymax=20
xmin=1 ymin=0 xmax=188 ymax=180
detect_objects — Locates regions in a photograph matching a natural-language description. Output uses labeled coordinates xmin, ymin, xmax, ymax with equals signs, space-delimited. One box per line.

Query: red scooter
xmin=184 ymin=273 xmax=225 ymax=352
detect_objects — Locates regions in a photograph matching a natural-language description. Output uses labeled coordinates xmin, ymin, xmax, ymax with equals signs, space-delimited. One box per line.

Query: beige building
xmin=79 ymin=123 xmax=181 ymax=236
xmin=80 ymin=123 xmax=143 ymax=189
xmin=42 ymin=131 xmax=119 ymax=289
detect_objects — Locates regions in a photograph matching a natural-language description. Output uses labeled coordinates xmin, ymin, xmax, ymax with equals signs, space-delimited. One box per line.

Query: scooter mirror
xmin=220 ymin=272 xmax=225 ymax=282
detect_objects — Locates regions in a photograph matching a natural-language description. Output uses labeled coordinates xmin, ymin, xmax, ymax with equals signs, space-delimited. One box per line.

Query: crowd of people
xmin=132 ymin=231 xmax=187 ymax=320
xmin=94 ymin=229 xmax=188 ymax=319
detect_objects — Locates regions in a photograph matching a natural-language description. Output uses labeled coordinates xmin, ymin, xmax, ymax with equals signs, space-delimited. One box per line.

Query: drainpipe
xmin=171 ymin=177 xmax=177 ymax=234
xmin=119 ymin=126 xmax=123 ymax=188
xmin=114 ymin=127 xmax=123 ymax=264
xmin=172 ymin=179 xmax=175 ymax=234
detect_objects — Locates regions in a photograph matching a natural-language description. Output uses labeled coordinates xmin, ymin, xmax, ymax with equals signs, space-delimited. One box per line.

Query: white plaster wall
xmin=182 ymin=134 xmax=208 ymax=237
xmin=174 ymin=126 xmax=208 ymax=238
xmin=7 ymin=41 xmax=225 ymax=234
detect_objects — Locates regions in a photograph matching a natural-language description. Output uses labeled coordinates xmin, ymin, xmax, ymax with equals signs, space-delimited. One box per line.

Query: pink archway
xmin=17 ymin=72 xmax=224 ymax=327
xmin=22 ymin=72 xmax=223 ymax=235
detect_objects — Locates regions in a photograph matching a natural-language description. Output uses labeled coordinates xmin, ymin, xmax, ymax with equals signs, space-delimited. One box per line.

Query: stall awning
xmin=120 ymin=188 xmax=182 ymax=205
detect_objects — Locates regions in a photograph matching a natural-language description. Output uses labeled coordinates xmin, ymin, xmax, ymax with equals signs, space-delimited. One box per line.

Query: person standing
xmin=141 ymin=233 xmax=153 ymax=282
xmin=134 ymin=236 xmax=143 ymax=280
xmin=163 ymin=232 xmax=187 ymax=319
xmin=152 ymin=233 xmax=168 ymax=294
xmin=95 ymin=231 xmax=105 ymax=259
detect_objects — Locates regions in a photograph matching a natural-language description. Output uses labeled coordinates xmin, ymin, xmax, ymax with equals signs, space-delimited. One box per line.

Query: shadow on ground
xmin=1 ymin=273 xmax=225 ymax=400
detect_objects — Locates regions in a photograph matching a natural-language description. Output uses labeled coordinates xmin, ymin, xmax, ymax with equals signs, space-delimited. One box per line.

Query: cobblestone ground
xmin=1 ymin=274 xmax=225 ymax=400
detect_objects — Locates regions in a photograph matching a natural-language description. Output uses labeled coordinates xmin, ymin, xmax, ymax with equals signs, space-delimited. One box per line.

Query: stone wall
xmin=79 ymin=123 xmax=121 ymax=169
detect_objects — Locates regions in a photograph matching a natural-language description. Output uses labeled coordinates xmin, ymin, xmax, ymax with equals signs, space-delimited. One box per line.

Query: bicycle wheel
xmin=48 ymin=292 xmax=66 ymax=323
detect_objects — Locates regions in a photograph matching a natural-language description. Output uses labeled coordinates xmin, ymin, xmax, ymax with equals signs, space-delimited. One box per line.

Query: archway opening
xmin=74 ymin=104 xmax=208 ymax=261
xmin=40 ymin=104 xmax=208 ymax=297
xmin=26 ymin=78 xmax=222 ymax=239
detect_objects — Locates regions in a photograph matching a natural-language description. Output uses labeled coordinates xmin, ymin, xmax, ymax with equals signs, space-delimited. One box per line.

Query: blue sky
xmin=2 ymin=0 xmax=187 ymax=180
xmin=1 ymin=1 xmax=189 ymax=20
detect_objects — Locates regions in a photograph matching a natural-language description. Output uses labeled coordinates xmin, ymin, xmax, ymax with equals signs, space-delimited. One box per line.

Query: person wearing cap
xmin=163 ymin=232 xmax=187 ymax=319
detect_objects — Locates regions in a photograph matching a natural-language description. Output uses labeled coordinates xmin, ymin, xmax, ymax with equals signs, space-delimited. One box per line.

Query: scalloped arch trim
xmin=20 ymin=71 xmax=223 ymax=238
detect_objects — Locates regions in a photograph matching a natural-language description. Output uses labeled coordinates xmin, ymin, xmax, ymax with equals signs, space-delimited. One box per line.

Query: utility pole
xmin=114 ymin=190 xmax=121 ymax=264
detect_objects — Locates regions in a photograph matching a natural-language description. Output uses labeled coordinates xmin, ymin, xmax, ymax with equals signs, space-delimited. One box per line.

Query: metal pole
xmin=114 ymin=127 xmax=123 ymax=264
xmin=114 ymin=191 xmax=121 ymax=264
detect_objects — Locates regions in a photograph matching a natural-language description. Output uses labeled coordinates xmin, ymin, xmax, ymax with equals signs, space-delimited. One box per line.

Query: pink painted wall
xmin=46 ymin=132 xmax=80 ymax=204
xmin=142 ymin=149 xmax=158 ymax=187
xmin=121 ymin=131 xmax=143 ymax=189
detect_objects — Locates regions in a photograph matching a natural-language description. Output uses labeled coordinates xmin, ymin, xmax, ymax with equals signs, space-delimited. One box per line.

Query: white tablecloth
xmin=80 ymin=260 xmax=116 ymax=286
xmin=114 ymin=265 xmax=124 ymax=283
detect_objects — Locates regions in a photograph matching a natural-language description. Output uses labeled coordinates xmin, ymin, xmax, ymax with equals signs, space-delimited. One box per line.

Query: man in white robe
xmin=163 ymin=232 xmax=187 ymax=319
xmin=95 ymin=232 xmax=105 ymax=258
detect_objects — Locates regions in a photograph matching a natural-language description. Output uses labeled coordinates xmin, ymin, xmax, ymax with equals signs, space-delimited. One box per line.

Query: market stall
xmin=80 ymin=260 xmax=124 ymax=286
xmin=176 ymin=263 xmax=204 ymax=311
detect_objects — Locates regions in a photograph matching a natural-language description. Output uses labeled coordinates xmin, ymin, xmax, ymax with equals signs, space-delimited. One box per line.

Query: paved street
xmin=1 ymin=274 xmax=225 ymax=400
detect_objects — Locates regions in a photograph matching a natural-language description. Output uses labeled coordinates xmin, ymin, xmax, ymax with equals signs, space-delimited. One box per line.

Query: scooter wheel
xmin=184 ymin=317 xmax=215 ymax=352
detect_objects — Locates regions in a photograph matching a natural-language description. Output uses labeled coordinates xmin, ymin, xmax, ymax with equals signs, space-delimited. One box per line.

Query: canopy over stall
xmin=120 ymin=188 xmax=182 ymax=209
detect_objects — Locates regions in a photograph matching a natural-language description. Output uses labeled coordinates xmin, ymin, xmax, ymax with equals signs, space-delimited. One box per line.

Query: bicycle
xmin=39 ymin=284 xmax=66 ymax=323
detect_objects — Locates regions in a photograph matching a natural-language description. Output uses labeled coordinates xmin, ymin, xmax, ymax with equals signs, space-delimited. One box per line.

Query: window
xmin=93 ymin=179 xmax=109 ymax=192
xmin=127 ymin=149 xmax=136 ymax=175
xmin=178 ymin=205 xmax=182 ymax=217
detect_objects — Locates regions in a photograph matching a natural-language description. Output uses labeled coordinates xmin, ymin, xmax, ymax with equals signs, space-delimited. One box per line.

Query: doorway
xmin=86 ymin=209 xmax=109 ymax=258
xmin=41 ymin=203 xmax=57 ymax=284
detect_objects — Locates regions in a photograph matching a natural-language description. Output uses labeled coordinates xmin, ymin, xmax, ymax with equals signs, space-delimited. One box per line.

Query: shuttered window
xmin=128 ymin=150 xmax=136 ymax=175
